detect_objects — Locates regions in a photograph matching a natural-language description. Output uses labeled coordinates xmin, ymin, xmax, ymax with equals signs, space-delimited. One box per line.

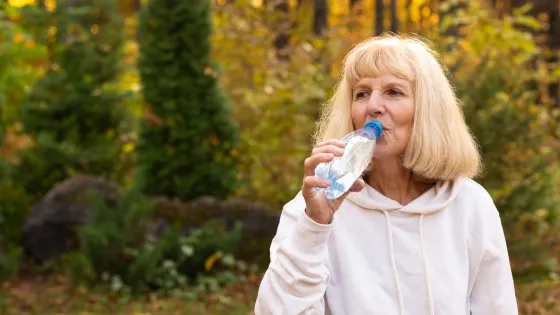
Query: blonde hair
xmin=314 ymin=34 xmax=481 ymax=180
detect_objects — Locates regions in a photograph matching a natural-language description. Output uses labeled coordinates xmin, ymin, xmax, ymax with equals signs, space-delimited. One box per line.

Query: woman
xmin=254 ymin=35 xmax=518 ymax=315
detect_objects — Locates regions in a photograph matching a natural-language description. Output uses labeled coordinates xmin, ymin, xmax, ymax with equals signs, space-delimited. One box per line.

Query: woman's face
xmin=350 ymin=74 xmax=415 ymax=159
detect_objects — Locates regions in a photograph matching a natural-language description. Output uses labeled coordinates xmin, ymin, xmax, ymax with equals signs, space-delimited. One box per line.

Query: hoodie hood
xmin=344 ymin=176 xmax=470 ymax=315
xmin=346 ymin=176 xmax=468 ymax=214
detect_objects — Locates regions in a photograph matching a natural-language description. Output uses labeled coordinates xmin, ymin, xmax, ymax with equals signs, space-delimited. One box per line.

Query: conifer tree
xmin=17 ymin=0 xmax=127 ymax=197
xmin=136 ymin=0 xmax=239 ymax=201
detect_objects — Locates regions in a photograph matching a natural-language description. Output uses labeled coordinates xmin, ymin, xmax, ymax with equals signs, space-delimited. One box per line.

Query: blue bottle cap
xmin=364 ymin=120 xmax=383 ymax=138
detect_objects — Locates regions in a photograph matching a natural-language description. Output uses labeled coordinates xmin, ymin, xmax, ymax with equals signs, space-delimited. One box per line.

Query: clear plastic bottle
xmin=314 ymin=120 xmax=383 ymax=199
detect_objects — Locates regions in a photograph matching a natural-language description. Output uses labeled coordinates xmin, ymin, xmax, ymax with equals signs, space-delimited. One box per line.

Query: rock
xmin=221 ymin=198 xmax=281 ymax=264
xmin=21 ymin=174 xmax=280 ymax=266
xmin=152 ymin=195 xmax=280 ymax=264
xmin=21 ymin=175 xmax=120 ymax=263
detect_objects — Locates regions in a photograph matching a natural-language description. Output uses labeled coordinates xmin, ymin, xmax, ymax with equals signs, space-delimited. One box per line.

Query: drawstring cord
xmin=383 ymin=210 xmax=405 ymax=314
xmin=383 ymin=211 xmax=435 ymax=315
xmin=419 ymin=214 xmax=435 ymax=315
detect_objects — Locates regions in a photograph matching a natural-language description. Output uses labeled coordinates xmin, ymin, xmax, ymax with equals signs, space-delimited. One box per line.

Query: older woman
xmin=254 ymin=35 xmax=518 ymax=315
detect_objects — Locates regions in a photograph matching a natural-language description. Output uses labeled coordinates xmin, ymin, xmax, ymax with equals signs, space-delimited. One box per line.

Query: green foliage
xmin=0 ymin=171 xmax=30 ymax=282
xmin=71 ymin=183 xmax=155 ymax=289
xmin=0 ymin=247 xmax=21 ymax=282
xmin=0 ymin=177 xmax=33 ymax=250
xmin=62 ymin=183 xmax=244 ymax=295
xmin=0 ymin=3 xmax=47 ymax=127
xmin=212 ymin=3 xmax=332 ymax=209
xmin=0 ymin=106 xmax=3 ymax=145
xmin=136 ymin=0 xmax=239 ymax=202
xmin=433 ymin=0 xmax=560 ymax=279
xmin=14 ymin=0 xmax=129 ymax=199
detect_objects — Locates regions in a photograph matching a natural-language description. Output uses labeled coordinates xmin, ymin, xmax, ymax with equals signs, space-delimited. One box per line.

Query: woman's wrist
xmin=305 ymin=207 xmax=333 ymax=225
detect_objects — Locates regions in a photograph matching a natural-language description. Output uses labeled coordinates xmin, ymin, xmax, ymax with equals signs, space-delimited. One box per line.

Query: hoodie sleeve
xmin=254 ymin=192 xmax=332 ymax=315
xmin=469 ymin=194 xmax=518 ymax=315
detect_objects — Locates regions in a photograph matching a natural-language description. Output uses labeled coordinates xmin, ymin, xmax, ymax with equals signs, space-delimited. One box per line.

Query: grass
xmin=0 ymin=273 xmax=259 ymax=315
xmin=2 ymin=272 xmax=560 ymax=314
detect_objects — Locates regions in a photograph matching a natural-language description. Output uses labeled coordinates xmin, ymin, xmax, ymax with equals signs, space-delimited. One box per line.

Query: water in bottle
xmin=314 ymin=120 xmax=383 ymax=199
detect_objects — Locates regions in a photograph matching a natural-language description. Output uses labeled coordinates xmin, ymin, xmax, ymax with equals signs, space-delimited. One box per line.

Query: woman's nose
xmin=366 ymin=92 xmax=385 ymax=117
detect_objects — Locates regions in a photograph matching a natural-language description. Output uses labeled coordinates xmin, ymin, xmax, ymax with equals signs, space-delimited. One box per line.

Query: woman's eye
xmin=355 ymin=91 xmax=369 ymax=99
xmin=387 ymin=89 xmax=402 ymax=96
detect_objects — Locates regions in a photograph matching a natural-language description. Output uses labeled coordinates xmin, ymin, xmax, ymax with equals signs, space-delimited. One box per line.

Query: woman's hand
xmin=301 ymin=139 xmax=366 ymax=224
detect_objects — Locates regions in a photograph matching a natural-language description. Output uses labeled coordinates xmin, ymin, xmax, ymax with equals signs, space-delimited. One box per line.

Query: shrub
xmin=431 ymin=1 xmax=560 ymax=280
xmin=62 ymin=183 xmax=244 ymax=295
xmin=136 ymin=0 xmax=239 ymax=202
xmin=15 ymin=0 xmax=129 ymax=199
xmin=0 ymin=176 xmax=32 ymax=281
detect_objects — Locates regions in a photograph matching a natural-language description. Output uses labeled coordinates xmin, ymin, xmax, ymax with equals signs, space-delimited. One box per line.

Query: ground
xmin=0 ymin=273 xmax=259 ymax=315
xmin=2 ymin=273 xmax=560 ymax=314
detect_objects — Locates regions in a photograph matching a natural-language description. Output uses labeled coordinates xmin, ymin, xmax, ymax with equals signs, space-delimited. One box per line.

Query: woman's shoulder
xmin=455 ymin=177 xmax=494 ymax=200
xmin=452 ymin=177 xmax=499 ymax=218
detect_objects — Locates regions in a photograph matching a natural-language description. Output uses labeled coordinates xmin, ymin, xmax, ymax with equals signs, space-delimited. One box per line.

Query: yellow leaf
xmin=205 ymin=251 xmax=222 ymax=271
xmin=13 ymin=33 xmax=24 ymax=44
xmin=123 ymin=142 xmax=135 ymax=153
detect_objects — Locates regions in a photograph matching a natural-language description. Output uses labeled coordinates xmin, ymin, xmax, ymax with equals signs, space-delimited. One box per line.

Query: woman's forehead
xmin=354 ymin=74 xmax=411 ymax=85
xmin=346 ymin=57 xmax=415 ymax=86
xmin=352 ymin=74 xmax=413 ymax=92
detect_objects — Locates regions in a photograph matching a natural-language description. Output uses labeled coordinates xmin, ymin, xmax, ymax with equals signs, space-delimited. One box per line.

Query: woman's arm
xmin=254 ymin=192 xmax=332 ymax=315
xmin=469 ymin=194 xmax=518 ymax=315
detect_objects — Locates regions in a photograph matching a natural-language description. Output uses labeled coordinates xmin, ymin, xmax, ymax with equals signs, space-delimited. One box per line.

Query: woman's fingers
xmin=305 ymin=139 xmax=346 ymax=177
xmin=311 ymin=144 xmax=345 ymax=157
xmin=301 ymin=175 xmax=330 ymax=197
xmin=315 ymin=139 xmax=346 ymax=148
xmin=304 ymin=153 xmax=334 ymax=177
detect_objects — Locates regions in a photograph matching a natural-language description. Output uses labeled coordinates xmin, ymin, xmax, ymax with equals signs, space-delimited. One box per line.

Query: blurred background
xmin=0 ymin=0 xmax=560 ymax=313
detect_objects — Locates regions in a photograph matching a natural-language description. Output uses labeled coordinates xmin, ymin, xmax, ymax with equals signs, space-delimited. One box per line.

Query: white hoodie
xmin=254 ymin=177 xmax=518 ymax=315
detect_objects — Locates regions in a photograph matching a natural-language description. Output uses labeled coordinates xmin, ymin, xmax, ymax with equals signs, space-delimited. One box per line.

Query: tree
xmin=313 ymin=0 xmax=328 ymax=36
xmin=136 ymin=0 xmax=239 ymax=201
xmin=390 ymin=0 xmax=398 ymax=32
xmin=16 ymin=0 xmax=128 ymax=198
xmin=433 ymin=0 xmax=560 ymax=280
xmin=375 ymin=0 xmax=383 ymax=35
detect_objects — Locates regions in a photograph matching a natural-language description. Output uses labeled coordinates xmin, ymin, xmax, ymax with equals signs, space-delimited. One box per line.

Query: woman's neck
xmin=366 ymin=157 xmax=429 ymax=205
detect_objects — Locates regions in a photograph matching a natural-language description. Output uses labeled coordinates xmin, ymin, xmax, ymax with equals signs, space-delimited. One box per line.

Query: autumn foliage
xmin=1 ymin=0 xmax=560 ymax=313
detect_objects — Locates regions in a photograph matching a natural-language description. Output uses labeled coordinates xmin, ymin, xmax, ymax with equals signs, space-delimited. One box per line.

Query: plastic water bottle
xmin=314 ymin=120 xmax=383 ymax=199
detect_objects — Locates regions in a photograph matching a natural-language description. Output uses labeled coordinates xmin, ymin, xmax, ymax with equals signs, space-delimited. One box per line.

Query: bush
xmin=0 ymin=3 xmax=47 ymax=128
xmin=0 ymin=3 xmax=47 ymax=163
xmin=0 ymin=177 xmax=32 ymax=281
xmin=15 ymin=0 xmax=129 ymax=199
xmin=0 ymin=247 xmax=21 ymax=282
xmin=62 ymin=183 xmax=244 ymax=295
xmin=136 ymin=0 xmax=239 ymax=202
xmin=431 ymin=1 xmax=560 ymax=280
xmin=0 ymin=178 xmax=33 ymax=250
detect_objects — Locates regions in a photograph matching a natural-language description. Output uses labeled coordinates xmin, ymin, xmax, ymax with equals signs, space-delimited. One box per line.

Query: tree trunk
xmin=272 ymin=0 xmax=291 ymax=61
xmin=133 ymin=0 xmax=141 ymax=11
xmin=313 ymin=0 xmax=328 ymax=36
xmin=390 ymin=0 xmax=398 ymax=33
xmin=375 ymin=0 xmax=383 ymax=35
xmin=405 ymin=0 xmax=413 ymax=32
